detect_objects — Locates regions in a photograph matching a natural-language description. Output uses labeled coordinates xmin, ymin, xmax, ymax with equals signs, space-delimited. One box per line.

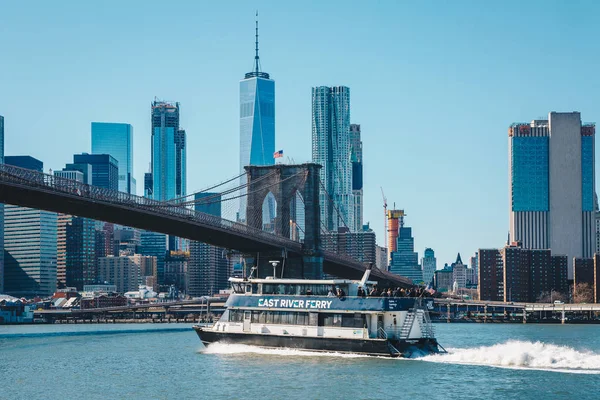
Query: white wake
xmin=199 ymin=343 xmax=373 ymax=359
xmin=420 ymin=340 xmax=600 ymax=374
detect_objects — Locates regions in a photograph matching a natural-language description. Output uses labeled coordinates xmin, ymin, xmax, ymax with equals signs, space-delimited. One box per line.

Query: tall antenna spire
xmin=244 ymin=11 xmax=269 ymax=79
xmin=254 ymin=10 xmax=260 ymax=74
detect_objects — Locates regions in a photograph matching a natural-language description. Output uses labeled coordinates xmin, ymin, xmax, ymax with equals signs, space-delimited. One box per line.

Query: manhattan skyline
xmin=1 ymin=0 xmax=599 ymax=267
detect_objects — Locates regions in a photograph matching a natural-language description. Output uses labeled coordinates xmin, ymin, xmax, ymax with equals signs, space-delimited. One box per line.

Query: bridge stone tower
xmin=245 ymin=163 xmax=322 ymax=279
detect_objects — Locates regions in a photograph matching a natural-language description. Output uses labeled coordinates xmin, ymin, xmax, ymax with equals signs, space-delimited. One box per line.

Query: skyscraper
xmin=72 ymin=153 xmax=119 ymax=190
xmin=0 ymin=115 xmax=4 ymax=293
xmin=150 ymin=100 xmax=186 ymax=201
xmin=3 ymin=156 xmax=57 ymax=297
xmin=509 ymin=112 xmax=595 ymax=278
xmin=188 ymin=193 xmax=231 ymax=297
xmin=91 ymin=122 xmax=136 ymax=194
xmin=54 ymin=169 xmax=86 ymax=288
xmin=65 ymin=216 xmax=96 ymax=290
xmin=421 ymin=248 xmax=436 ymax=285
xmin=239 ymin=15 xmax=275 ymax=223
xmin=140 ymin=231 xmax=168 ymax=284
xmin=312 ymin=86 xmax=353 ymax=231
xmin=389 ymin=218 xmax=421 ymax=283
xmin=350 ymin=124 xmax=363 ymax=232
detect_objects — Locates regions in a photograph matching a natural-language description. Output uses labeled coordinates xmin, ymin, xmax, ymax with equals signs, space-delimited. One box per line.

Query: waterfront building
xmin=149 ymin=100 xmax=186 ymax=202
xmin=434 ymin=265 xmax=454 ymax=292
xmin=238 ymin=16 xmax=275 ymax=223
xmin=466 ymin=267 xmax=477 ymax=288
xmin=91 ymin=122 xmax=135 ymax=194
xmin=375 ymin=245 xmax=388 ymax=271
xmin=188 ymin=192 xmax=231 ymax=297
xmin=82 ymin=284 xmax=117 ymax=294
xmin=312 ymin=85 xmax=353 ymax=232
xmin=478 ymin=249 xmax=504 ymax=301
xmin=350 ymin=124 xmax=363 ymax=232
xmin=478 ymin=245 xmax=569 ymax=302
xmin=421 ymin=248 xmax=436 ymax=285
xmin=97 ymin=255 xmax=141 ymax=294
xmin=3 ymin=156 xmax=57 ymax=297
xmin=389 ymin=219 xmax=421 ymax=283
xmin=64 ymin=216 xmax=96 ymax=291
xmin=80 ymin=292 xmax=127 ymax=309
xmin=164 ymin=251 xmax=189 ymax=293
xmin=574 ymin=257 xmax=594 ymax=288
xmin=321 ymin=225 xmax=376 ymax=265
xmin=138 ymin=256 xmax=158 ymax=291
xmin=140 ymin=231 xmax=167 ymax=284
xmin=72 ymin=153 xmax=119 ymax=190
xmin=509 ymin=113 xmax=595 ymax=278
xmin=502 ymin=245 xmax=530 ymax=302
xmin=452 ymin=254 xmax=467 ymax=291
xmin=593 ymin=254 xmax=600 ymax=303
xmin=0 ymin=115 xmax=4 ymax=293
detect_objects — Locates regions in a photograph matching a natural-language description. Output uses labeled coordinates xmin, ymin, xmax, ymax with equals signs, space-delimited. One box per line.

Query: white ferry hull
xmin=194 ymin=326 xmax=443 ymax=358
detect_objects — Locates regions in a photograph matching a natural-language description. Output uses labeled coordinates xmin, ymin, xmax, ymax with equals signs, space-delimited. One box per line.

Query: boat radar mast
xmin=245 ymin=11 xmax=270 ymax=79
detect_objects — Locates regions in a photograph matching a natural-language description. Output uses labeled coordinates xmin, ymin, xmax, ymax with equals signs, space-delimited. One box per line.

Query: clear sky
xmin=1 ymin=0 xmax=599 ymax=269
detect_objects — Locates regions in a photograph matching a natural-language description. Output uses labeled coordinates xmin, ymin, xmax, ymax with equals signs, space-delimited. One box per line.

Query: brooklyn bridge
xmin=0 ymin=163 xmax=412 ymax=287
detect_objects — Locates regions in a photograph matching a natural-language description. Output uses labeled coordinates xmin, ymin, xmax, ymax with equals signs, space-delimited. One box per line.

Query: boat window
xmin=220 ymin=310 xmax=230 ymax=322
xmin=231 ymin=283 xmax=244 ymax=294
xmin=309 ymin=312 xmax=318 ymax=326
xmin=341 ymin=313 xmax=367 ymax=328
xmin=229 ymin=310 xmax=244 ymax=322
xmin=248 ymin=311 xmax=312 ymax=325
xmin=319 ymin=313 xmax=343 ymax=327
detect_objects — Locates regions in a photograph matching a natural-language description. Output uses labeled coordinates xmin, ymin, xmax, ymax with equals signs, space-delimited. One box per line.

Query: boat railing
xmin=377 ymin=327 xmax=388 ymax=339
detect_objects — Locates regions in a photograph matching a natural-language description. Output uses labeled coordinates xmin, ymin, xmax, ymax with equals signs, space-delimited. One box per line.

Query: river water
xmin=1 ymin=323 xmax=599 ymax=399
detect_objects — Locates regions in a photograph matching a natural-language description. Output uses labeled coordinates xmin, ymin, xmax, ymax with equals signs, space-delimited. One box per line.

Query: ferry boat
xmin=194 ymin=267 xmax=445 ymax=357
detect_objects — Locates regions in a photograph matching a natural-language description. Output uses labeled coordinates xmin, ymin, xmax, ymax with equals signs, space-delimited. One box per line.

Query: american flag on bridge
xmin=273 ymin=150 xmax=284 ymax=159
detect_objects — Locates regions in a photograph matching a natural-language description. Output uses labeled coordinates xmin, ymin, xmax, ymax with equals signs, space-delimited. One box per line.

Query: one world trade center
xmin=239 ymin=13 xmax=275 ymax=226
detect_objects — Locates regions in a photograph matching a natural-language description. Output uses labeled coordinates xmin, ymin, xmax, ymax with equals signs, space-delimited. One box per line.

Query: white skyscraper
xmin=509 ymin=112 xmax=595 ymax=278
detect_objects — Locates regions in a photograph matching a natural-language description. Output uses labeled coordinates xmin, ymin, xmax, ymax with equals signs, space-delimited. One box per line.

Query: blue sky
xmin=1 ymin=0 xmax=599 ymax=268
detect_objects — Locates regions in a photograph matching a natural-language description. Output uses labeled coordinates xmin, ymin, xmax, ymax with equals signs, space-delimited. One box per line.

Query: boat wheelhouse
xmin=194 ymin=268 xmax=444 ymax=357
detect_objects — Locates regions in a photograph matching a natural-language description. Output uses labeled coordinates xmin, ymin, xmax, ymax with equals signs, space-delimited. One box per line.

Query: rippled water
xmin=1 ymin=323 xmax=600 ymax=399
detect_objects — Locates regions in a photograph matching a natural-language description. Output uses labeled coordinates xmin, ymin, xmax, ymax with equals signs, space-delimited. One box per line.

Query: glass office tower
xmin=312 ymin=86 xmax=353 ymax=232
xmin=150 ymin=100 xmax=186 ymax=202
xmin=72 ymin=153 xmax=119 ymax=190
xmin=91 ymin=122 xmax=135 ymax=194
xmin=3 ymin=156 xmax=57 ymax=297
xmin=238 ymin=16 xmax=275 ymax=223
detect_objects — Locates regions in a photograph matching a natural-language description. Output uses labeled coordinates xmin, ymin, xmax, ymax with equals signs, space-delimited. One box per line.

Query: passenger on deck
xmin=369 ymin=285 xmax=380 ymax=297
xmin=381 ymin=289 xmax=388 ymax=298
xmin=327 ymin=287 xmax=335 ymax=297
xmin=387 ymin=288 xmax=393 ymax=297
xmin=336 ymin=287 xmax=346 ymax=299
xmin=357 ymin=287 xmax=366 ymax=298
xmin=306 ymin=288 xmax=313 ymax=296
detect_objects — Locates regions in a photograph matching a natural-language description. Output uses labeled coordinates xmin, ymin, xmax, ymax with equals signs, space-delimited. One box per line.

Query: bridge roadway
xmin=0 ymin=164 xmax=411 ymax=288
